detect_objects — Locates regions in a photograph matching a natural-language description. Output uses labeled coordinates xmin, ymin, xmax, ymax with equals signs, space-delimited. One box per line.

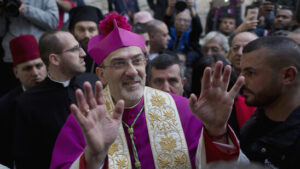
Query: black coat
xmin=0 ymin=87 xmax=23 ymax=168
xmin=147 ymin=0 xmax=168 ymax=20
xmin=240 ymin=107 xmax=300 ymax=169
xmin=13 ymin=73 xmax=98 ymax=169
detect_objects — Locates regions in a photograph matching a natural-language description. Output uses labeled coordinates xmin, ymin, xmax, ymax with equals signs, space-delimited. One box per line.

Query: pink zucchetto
xmin=88 ymin=12 xmax=145 ymax=65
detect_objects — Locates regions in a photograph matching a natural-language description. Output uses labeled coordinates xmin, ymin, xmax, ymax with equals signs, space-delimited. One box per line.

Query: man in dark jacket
xmin=240 ymin=37 xmax=300 ymax=169
xmin=164 ymin=0 xmax=202 ymax=67
xmin=0 ymin=34 xmax=47 ymax=168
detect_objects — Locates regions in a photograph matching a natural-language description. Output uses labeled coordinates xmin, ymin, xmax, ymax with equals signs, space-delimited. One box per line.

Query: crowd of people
xmin=0 ymin=0 xmax=300 ymax=169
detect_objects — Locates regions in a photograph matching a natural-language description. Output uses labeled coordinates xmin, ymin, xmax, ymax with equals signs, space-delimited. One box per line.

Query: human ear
xmin=96 ymin=67 xmax=107 ymax=85
xmin=182 ymin=77 xmax=187 ymax=85
xmin=13 ymin=67 xmax=19 ymax=79
xmin=281 ymin=66 xmax=298 ymax=85
xmin=49 ymin=53 xmax=61 ymax=66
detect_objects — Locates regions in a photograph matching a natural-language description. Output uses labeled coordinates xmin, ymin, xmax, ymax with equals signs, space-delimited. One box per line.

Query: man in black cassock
xmin=0 ymin=34 xmax=47 ymax=168
xmin=12 ymin=30 xmax=98 ymax=169
xmin=69 ymin=5 xmax=104 ymax=73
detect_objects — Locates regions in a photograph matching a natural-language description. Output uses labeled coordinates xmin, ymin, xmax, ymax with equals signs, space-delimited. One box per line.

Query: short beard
xmin=120 ymin=75 xmax=144 ymax=101
xmin=121 ymin=84 xmax=144 ymax=101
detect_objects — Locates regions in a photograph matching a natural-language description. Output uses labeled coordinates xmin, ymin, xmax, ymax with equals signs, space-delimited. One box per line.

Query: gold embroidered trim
xmin=104 ymin=86 xmax=191 ymax=169
xmin=144 ymin=87 xmax=192 ymax=169
xmin=103 ymin=86 xmax=132 ymax=169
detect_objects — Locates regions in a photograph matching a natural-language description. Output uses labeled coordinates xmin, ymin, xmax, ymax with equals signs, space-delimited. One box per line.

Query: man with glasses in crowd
xmin=13 ymin=30 xmax=98 ymax=169
xmin=164 ymin=0 xmax=203 ymax=67
xmin=201 ymin=31 xmax=229 ymax=58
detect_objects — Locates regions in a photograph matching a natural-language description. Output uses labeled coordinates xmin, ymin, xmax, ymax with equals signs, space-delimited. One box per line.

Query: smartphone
xmin=212 ymin=0 xmax=230 ymax=8
xmin=246 ymin=7 xmax=259 ymax=21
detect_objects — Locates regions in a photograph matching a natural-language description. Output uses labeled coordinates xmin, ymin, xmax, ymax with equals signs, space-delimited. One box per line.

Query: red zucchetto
xmin=9 ymin=34 xmax=40 ymax=66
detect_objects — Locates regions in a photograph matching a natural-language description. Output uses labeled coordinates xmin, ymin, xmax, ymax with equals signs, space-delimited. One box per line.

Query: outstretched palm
xmin=71 ymin=81 xmax=124 ymax=167
xmin=189 ymin=61 xmax=244 ymax=136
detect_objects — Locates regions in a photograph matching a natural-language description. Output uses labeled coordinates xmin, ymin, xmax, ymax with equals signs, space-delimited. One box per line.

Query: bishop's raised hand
xmin=189 ymin=61 xmax=245 ymax=138
xmin=71 ymin=81 xmax=124 ymax=169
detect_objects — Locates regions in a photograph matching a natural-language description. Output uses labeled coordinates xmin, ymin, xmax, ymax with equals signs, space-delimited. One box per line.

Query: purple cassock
xmin=50 ymin=94 xmax=203 ymax=169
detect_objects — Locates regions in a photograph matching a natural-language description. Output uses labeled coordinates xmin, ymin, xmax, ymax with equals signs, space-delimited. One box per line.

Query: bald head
xmin=232 ymin=32 xmax=258 ymax=44
xmin=230 ymin=32 xmax=258 ymax=75
xmin=148 ymin=20 xmax=166 ymax=34
xmin=148 ymin=20 xmax=170 ymax=54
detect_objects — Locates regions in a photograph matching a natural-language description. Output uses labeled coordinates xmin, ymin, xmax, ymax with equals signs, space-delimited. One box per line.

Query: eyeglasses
xmin=101 ymin=56 xmax=146 ymax=70
xmin=202 ymin=46 xmax=223 ymax=53
xmin=58 ymin=45 xmax=83 ymax=54
xmin=175 ymin=18 xmax=191 ymax=24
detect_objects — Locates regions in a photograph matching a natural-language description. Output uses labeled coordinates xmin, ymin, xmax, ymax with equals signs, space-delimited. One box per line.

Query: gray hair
xmin=200 ymin=31 xmax=230 ymax=53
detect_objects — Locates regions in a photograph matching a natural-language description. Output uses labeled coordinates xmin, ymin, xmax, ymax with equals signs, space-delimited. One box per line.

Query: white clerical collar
xmin=48 ymin=74 xmax=71 ymax=87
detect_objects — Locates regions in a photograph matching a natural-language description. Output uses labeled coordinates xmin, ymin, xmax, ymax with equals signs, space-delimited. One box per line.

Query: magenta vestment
xmin=50 ymin=94 xmax=203 ymax=169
